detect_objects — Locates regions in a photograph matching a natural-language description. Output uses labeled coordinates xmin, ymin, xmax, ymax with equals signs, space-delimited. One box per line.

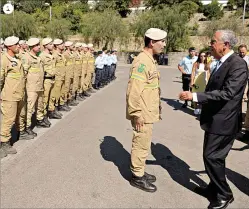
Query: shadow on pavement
xmin=194 ymin=169 xmax=249 ymax=197
xmin=161 ymin=97 xmax=197 ymax=118
xmin=146 ymin=143 xmax=207 ymax=196
xmin=226 ymin=168 xmax=249 ymax=196
xmin=100 ymin=136 xmax=132 ymax=182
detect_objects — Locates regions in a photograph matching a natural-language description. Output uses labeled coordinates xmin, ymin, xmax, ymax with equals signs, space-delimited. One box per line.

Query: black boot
xmin=55 ymin=107 xmax=63 ymax=117
xmin=19 ymin=130 xmax=34 ymax=140
xmin=1 ymin=142 xmax=17 ymax=154
xmin=44 ymin=115 xmax=51 ymax=126
xmin=144 ymin=172 xmax=156 ymax=183
xmin=76 ymin=94 xmax=85 ymax=101
xmin=0 ymin=147 xmax=7 ymax=158
xmin=36 ymin=119 xmax=50 ymax=128
xmin=87 ymin=88 xmax=96 ymax=93
xmin=48 ymin=111 xmax=62 ymax=119
xmin=58 ymin=104 xmax=70 ymax=112
xmin=130 ymin=174 xmax=157 ymax=193
xmin=68 ymin=99 xmax=78 ymax=106
xmin=83 ymin=91 xmax=91 ymax=97
xmin=26 ymin=127 xmax=38 ymax=137
xmin=64 ymin=103 xmax=72 ymax=111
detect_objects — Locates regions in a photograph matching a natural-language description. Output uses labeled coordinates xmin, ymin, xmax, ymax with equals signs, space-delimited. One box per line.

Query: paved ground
xmin=1 ymin=64 xmax=249 ymax=208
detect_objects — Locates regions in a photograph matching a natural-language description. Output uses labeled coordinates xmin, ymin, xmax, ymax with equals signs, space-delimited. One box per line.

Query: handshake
xmin=179 ymin=91 xmax=193 ymax=101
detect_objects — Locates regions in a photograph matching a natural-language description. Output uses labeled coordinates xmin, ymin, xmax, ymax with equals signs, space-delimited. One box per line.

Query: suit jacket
xmin=197 ymin=53 xmax=248 ymax=135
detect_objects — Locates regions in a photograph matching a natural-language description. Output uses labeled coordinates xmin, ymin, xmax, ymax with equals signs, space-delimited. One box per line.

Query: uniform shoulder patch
xmin=137 ymin=64 xmax=145 ymax=73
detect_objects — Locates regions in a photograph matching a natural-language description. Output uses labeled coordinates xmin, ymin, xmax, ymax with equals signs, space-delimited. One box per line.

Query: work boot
xmin=19 ymin=130 xmax=34 ymax=140
xmin=48 ymin=111 xmax=62 ymax=119
xmin=36 ymin=119 xmax=50 ymax=128
xmin=0 ymin=148 xmax=7 ymax=159
xmin=68 ymin=99 xmax=78 ymax=106
xmin=76 ymin=94 xmax=85 ymax=101
xmin=43 ymin=115 xmax=51 ymax=126
xmin=82 ymin=91 xmax=91 ymax=97
xmin=26 ymin=127 xmax=38 ymax=137
xmin=93 ymin=84 xmax=99 ymax=90
xmin=1 ymin=142 xmax=17 ymax=154
xmin=64 ymin=103 xmax=72 ymax=111
xmin=58 ymin=104 xmax=70 ymax=112
xmin=55 ymin=107 xmax=63 ymax=117
xmin=130 ymin=174 xmax=157 ymax=193
xmin=87 ymin=88 xmax=96 ymax=93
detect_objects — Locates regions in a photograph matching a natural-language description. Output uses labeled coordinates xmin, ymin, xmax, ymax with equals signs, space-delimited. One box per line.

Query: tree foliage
xmin=131 ymin=6 xmax=191 ymax=52
xmin=94 ymin=0 xmax=131 ymax=17
xmin=81 ymin=10 xmax=129 ymax=48
xmin=202 ymin=16 xmax=246 ymax=38
xmin=144 ymin=0 xmax=201 ymax=9
xmin=202 ymin=0 xmax=224 ymax=20
xmin=0 ymin=11 xmax=36 ymax=39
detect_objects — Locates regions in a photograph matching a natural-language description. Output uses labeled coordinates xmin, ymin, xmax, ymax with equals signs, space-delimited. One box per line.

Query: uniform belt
xmin=88 ymin=61 xmax=94 ymax=63
xmin=67 ymin=61 xmax=74 ymax=65
xmin=96 ymin=68 xmax=103 ymax=70
xmin=29 ymin=67 xmax=41 ymax=73
xmin=75 ymin=61 xmax=81 ymax=64
xmin=44 ymin=75 xmax=55 ymax=80
xmin=7 ymin=72 xmax=21 ymax=78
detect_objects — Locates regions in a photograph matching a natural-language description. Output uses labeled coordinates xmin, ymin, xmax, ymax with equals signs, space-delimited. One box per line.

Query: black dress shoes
xmin=208 ymin=197 xmax=234 ymax=209
xmin=130 ymin=174 xmax=157 ymax=193
xmin=144 ymin=172 xmax=156 ymax=183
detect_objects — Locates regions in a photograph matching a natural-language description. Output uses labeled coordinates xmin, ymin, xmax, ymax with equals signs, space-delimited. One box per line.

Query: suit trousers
xmin=0 ymin=100 xmax=26 ymax=142
xmin=203 ymin=132 xmax=235 ymax=199
xmin=130 ymin=122 xmax=153 ymax=177
xmin=245 ymin=102 xmax=249 ymax=131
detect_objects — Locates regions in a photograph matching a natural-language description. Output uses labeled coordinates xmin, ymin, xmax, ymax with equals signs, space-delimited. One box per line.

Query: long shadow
xmin=161 ymin=97 xmax=197 ymax=118
xmin=100 ymin=136 xmax=132 ymax=181
xmin=146 ymin=143 xmax=207 ymax=194
xmin=226 ymin=168 xmax=249 ymax=197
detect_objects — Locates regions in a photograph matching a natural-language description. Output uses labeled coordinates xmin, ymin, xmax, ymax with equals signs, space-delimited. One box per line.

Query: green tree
xmin=144 ymin=0 xmax=201 ymax=9
xmin=202 ymin=0 xmax=224 ymax=20
xmin=0 ymin=11 xmax=36 ymax=39
xmin=131 ymin=6 xmax=190 ymax=52
xmin=45 ymin=19 xmax=71 ymax=39
xmin=94 ymin=0 xmax=131 ymax=17
xmin=81 ymin=10 xmax=129 ymax=48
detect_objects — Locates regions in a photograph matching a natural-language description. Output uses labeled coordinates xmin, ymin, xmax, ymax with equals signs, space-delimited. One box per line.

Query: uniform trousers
xmin=84 ymin=70 xmax=92 ymax=90
xmin=44 ymin=79 xmax=54 ymax=113
xmin=0 ymin=100 xmax=26 ymax=142
xmin=130 ymin=121 xmax=153 ymax=177
xmin=203 ymin=132 xmax=235 ymax=200
xmin=50 ymin=79 xmax=64 ymax=108
xmin=64 ymin=70 xmax=74 ymax=101
xmin=26 ymin=91 xmax=44 ymax=127
xmin=95 ymin=68 xmax=103 ymax=87
xmin=72 ymin=65 xmax=81 ymax=96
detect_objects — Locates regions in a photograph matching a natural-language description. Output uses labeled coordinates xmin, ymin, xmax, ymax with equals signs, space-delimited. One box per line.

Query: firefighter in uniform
xmin=52 ymin=39 xmax=69 ymax=113
xmin=86 ymin=43 xmax=96 ymax=93
xmin=24 ymin=38 xmax=49 ymax=137
xmin=0 ymin=36 xmax=33 ymax=156
xmin=80 ymin=43 xmax=90 ymax=98
xmin=40 ymin=38 xmax=60 ymax=120
xmin=126 ymin=28 xmax=167 ymax=192
xmin=63 ymin=41 xmax=78 ymax=106
xmin=73 ymin=43 xmax=84 ymax=101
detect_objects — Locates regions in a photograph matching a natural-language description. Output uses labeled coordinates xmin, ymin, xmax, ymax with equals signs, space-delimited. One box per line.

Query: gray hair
xmin=217 ymin=30 xmax=238 ymax=48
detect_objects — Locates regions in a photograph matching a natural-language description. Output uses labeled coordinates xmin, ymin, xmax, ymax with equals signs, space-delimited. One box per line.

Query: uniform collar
xmin=5 ymin=52 xmax=18 ymax=62
xmin=28 ymin=51 xmax=39 ymax=59
xmin=142 ymin=49 xmax=156 ymax=64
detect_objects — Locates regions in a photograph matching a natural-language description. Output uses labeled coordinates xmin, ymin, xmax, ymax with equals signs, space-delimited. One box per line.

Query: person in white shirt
xmin=94 ymin=51 xmax=105 ymax=89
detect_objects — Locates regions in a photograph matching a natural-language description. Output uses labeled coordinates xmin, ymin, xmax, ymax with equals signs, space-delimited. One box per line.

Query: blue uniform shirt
xmin=179 ymin=55 xmax=198 ymax=74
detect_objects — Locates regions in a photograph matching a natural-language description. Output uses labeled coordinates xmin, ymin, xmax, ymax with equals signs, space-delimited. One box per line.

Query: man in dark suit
xmin=179 ymin=30 xmax=248 ymax=209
